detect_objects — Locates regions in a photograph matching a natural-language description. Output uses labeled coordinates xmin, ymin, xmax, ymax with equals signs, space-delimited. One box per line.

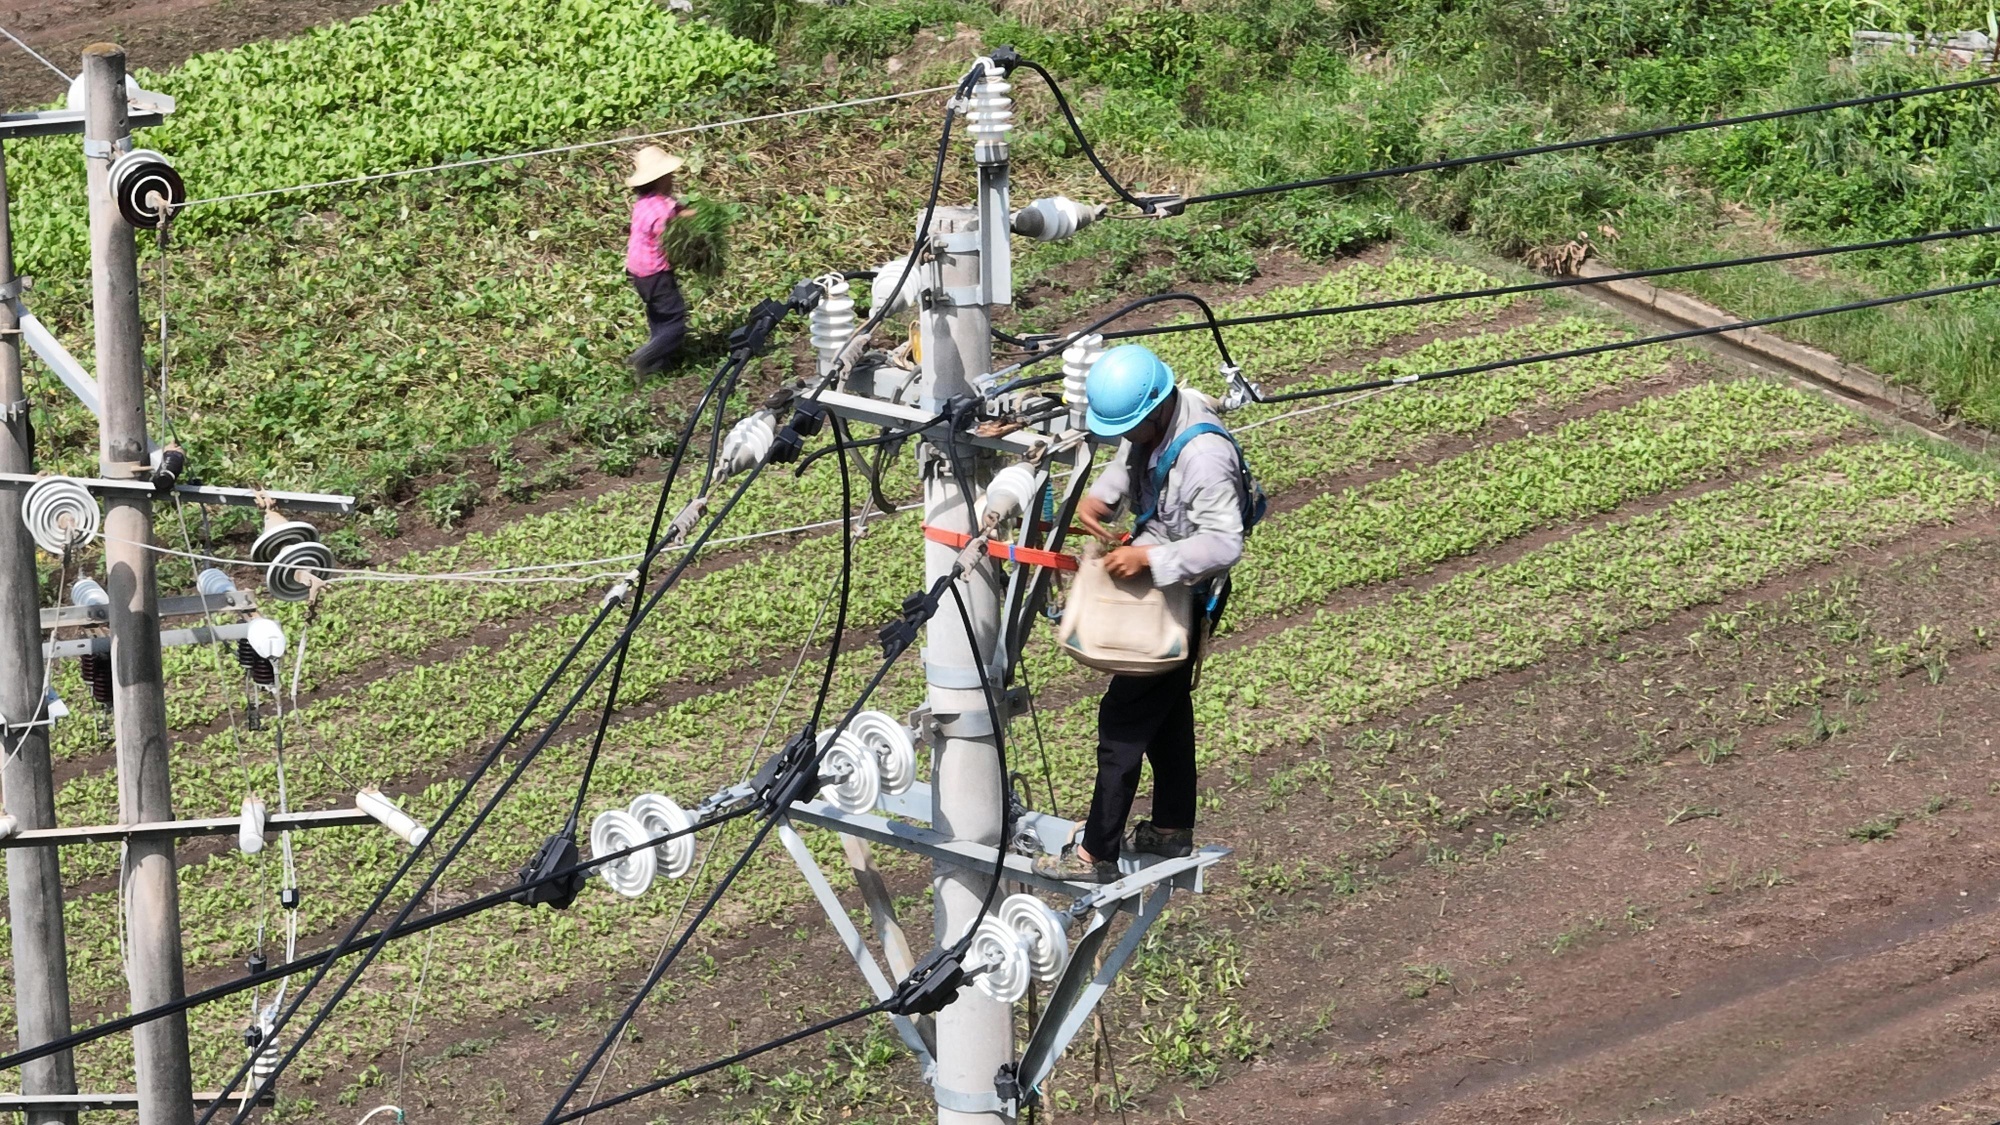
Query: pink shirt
xmin=626 ymin=194 xmax=681 ymax=276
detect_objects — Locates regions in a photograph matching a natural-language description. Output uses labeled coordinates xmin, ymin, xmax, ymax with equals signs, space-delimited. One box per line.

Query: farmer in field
xmin=1038 ymin=344 xmax=1255 ymax=883
xmin=625 ymin=145 xmax=695 ymax=375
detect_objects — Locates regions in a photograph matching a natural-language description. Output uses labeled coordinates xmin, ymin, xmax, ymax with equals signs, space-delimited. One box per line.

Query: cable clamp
xmin=1393 ymin=373 xmax=1421 ymax=386
xmin=1135 ymin=193 xmax=1186 ymax=218
xmin=0 ymin=276 xmax=25 ymax=302
xmin=82 ymin=136 xmax=135 ymax=161
xmin=0 ymin=399 xmax=29 ymax=422
xmin=889 ymin=947 xmax=966 ymax=1016
xmin=601 ymin=571 xmax=637 ymax=608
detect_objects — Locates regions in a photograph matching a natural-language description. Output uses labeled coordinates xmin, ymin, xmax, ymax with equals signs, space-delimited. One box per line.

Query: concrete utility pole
xmin=0 ymin=99 xmax=81 ymax=1125
xmin=85 ymin=43 xmax=198 ymax=1125
xmin=920 ymin=204 xmax=1012 ymax=1125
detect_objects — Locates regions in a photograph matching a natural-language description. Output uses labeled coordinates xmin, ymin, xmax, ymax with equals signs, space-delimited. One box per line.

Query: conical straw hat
xmin=626 ymin=146 xmax=685 ymax=188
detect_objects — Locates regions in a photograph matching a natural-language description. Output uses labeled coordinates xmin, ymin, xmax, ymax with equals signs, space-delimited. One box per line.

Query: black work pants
xmin=629 ymin=269 xmax=687 ymax=374
xmin=1083 ymin=659 xmax=1197 ymax=861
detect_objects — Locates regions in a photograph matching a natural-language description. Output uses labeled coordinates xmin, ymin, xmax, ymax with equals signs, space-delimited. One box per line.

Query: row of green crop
xmin=52 ymin=308 xmax=1674 ymax=812
xmin=7 ymin=0 xmax=771 ymax=278
xmin=24 ymin=429 xmax=1984 ymax=1099
xmin=123 ymin=259 xmax=1556 ymax=735
xmin=38 ymin=370 xmax=1848 ymax=951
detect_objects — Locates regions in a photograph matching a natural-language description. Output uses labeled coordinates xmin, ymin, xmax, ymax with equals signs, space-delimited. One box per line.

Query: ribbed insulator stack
xmin=79 ymin=652 xmax=113 ymax=705
xmin=969 ymin=61 xmax=1014 ymax=164
xmin=809 ymin=274 xmax=856 ymax=374
xmin=237 ymin=638 xmax=277 ymax=686
xmin=1062 ymin=333 xmax=1105 ymax=431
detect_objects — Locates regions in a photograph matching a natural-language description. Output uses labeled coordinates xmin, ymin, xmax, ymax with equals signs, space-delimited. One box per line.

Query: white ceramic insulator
xmin=817 ymin=729 xmax=882 ymax=814
xmin=870 ymin=256 xmax=921 ymax=320
xmin=248 ymin=1032 xmax=280 ymax=1089
xmin=590 ymin=809 xmax=657 ymax=898
xmin=850 ymin=711 xmax=916 ymax=796
xmin=247 ymin=617 xmax=287 ymax=661
xmin=1012 ymin=196 xmax=1101 ymax=243
xmin=238 ymin=795 xmax=268 ymax=855
xmin=23 ymin=477 xmax=99 ymax=555
xmin=70 ymin=577 xmax=110 ymax=608
xmin=266 ymin=540 xmax=333 ymax=603
xmin=1000 ymin=893 xmax=1071 ymax=983
xmin=969 ymin=916 xmax=1031 ymax=1004
xmin=1062 ymin=334 xmax=1105 ymax=428
xmin=628 ymin=793 xmax=696 ymax=880
xmin=969 ymin=63 xmax=1014 ymax=159
xmin=810 ymin=276 xmax=856 ymax=371
xmin=197 ymin=567 xmax=237 ymax=598
xmin=716 ymin=410 xmax=776 ymax=481
xmin=356 ymin=788 xmax=429 ymax=848
xmin=978 ymin=462 xmax=1046 ymax=528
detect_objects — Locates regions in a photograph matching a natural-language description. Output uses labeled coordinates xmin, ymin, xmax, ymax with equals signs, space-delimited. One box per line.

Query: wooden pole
xmin=84 ymin=43 xmax=197 ymax=1125
xmin=0 ymin=95 xmax=80 ymax=1125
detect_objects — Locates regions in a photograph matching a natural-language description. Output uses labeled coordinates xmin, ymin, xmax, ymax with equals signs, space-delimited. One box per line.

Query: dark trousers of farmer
xmin=1083 ymin=658 xmax=1196 ymax=862
xmin=629 ymin=269 xmax=687 ymax=374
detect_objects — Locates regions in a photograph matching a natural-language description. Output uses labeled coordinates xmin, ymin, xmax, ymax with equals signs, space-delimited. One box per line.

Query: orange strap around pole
xmin=923 ymin=525 xmax=1080 ymax=571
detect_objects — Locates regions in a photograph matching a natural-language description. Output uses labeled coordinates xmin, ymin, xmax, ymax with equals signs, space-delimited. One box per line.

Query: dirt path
xmin=0 ymin=0 xmax=397 ymax=107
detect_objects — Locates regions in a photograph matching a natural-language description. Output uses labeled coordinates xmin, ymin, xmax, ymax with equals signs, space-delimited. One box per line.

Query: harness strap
xmin=1133 ymin=422 xmax=1252 ymax=533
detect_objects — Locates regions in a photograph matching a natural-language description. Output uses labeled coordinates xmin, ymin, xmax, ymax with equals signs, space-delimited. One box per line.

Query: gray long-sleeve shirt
xmin=1086 ymin=389 xmax=1246 ymax=588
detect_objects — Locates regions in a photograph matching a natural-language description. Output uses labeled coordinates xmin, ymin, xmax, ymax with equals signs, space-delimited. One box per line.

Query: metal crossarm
xmin=1014 ymin=884 xmax=1172 ymax=1103
xmin=0 ymin=806 xmax=375 ymax=848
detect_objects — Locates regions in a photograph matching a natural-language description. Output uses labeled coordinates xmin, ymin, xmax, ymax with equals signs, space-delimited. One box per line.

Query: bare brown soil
xmin=0 ymin=0 xmax=398 ymax=108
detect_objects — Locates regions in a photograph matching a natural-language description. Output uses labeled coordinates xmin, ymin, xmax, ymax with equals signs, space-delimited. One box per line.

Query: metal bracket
xmin=776 ymin=818 xmax=937 ymax=1068
xmin=46 ymin=621 xmax=252 ymax=660
xmin=0 ymin=399 xmax=26 ymax=423
xmin=15 ymin=304 xmax=102 ymax=418
xmin=0 ymin=276 xmax=25 ymax=302
xmin=0 ymin=108 xmax=167 ymax=140
xmin=1015 ymin=884 xmax=1174 ymax=1101
xmin=0 ymin=806 xmax=376 ymax=849
xmin=81 ymin=136 xmax=135 ymax=160
xmin=933 ymin=1084 xmax=1013 ymax=1116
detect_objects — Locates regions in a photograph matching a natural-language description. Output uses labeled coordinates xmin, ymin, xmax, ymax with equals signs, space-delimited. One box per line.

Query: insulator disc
xmin=627 ymin=793 xmax=695 ymax=880
xmin=969 ymin=916 xmax=1031 ymax=1004
xmin=850 ymin=711 xmax=916 ymax=796
xmin=1000 ymin=893 xmax=1071 ymax=983
xmin=589 ymin=809 xmax=656 ymax=898
xmin=22 ymin=477 xmax=99 ymax=555
xmin=817 ymin=730 xmax=881 ymax=814
xmin=250 ymin=517 xmax=320 ymax=564
xmin=265 ymin=540 xmax=332 ymax=603
xmin=110 ymin=149 xmax=186 ymax=229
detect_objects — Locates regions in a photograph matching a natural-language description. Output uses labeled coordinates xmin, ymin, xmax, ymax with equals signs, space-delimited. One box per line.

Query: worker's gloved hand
xmin=1104 ymin=545 xmax=1152 ymax=580
xmin=1079 ymin=495 xmax=1118 ymax=545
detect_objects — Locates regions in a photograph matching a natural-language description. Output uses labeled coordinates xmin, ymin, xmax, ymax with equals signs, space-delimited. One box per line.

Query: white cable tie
xmin=1394 ymin=373 xmax=1421 ymax=385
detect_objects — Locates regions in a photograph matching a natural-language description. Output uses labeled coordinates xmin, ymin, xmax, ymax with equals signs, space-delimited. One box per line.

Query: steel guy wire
xmin=172 ymin=86 xmax=960 ymax=211
xmin=1179 ymin=71 xmax=2000 ymax=207
xmin=99 ymin=502 xmax=922 ymax=586
xmin=206 ymin=460 xmax=782 ymax=1125
xmin=0 ymin=26 xmax=69 ymax=82
xmin=392 ymin=886 xmax=441 ymax=1108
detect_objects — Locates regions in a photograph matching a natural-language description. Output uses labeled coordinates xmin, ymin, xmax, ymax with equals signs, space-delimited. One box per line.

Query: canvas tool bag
xmin=1057 ymin=540 xmax=1195 ymax=675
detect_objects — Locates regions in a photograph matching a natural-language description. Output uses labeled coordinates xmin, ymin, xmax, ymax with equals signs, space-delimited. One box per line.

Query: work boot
xmin=1128 ymin=819 xmax=1193 ymax=858
xmin=1033 ymin=844 xmax=1119 ymax=884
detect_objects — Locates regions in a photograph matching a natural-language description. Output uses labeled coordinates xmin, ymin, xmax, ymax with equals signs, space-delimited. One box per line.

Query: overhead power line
xmin=1103 ymin=223 xmax=2000 ymax=343
xmin=1179 ymin=71 xmax=2000 ymax=207
xmin=1248 ymin=273 xmax=2000 ymax=407
xmin=174 ymin=85 xmax=959 ymax=211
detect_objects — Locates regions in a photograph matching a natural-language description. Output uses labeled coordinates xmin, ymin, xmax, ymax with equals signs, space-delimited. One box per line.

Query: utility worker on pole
xmin=624 ymin=145 xmax=694 ymax=377
xmin=1039 ymin=344 xmax=1254 ymax=883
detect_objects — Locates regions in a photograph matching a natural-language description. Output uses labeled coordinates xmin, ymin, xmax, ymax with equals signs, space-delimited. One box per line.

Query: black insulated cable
xmin=1249 ymin=274 xmax=2000 ymax=408
xmin=1181 ymin=72 xmax=2000 ymax=208
xmin=1009 ymin=57 xmax=1155 ymax=214
xmin=1103 ymin=223 xmax=2000 ymax=345
xmin=204 ymin=460 xmax=779 ymax=1125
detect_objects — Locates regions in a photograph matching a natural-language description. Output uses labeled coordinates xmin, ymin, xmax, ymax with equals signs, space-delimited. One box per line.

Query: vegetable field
xmin=5 ymin=1 xmax=2000 ymax=1123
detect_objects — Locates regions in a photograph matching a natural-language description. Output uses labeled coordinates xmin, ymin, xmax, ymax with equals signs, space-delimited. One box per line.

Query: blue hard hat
xmin=1084 ymin=345 xmax=1175 ymax=438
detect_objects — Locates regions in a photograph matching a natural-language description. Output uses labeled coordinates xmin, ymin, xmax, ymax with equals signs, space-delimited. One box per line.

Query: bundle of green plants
xmin=661 ymin=192 xmax=742 ymax=280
